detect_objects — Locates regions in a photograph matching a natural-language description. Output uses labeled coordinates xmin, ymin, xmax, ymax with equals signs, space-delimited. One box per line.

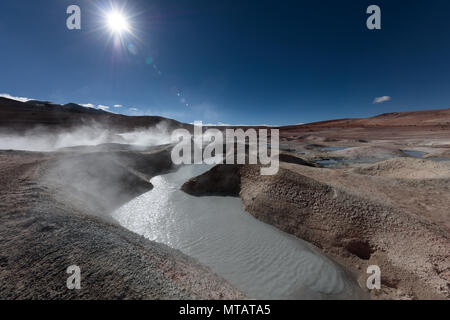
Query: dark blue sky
xmin=1 ymin=0 xmax=450 ymax=125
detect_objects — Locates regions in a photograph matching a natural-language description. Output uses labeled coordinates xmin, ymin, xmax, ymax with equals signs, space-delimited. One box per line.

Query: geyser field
xmin=0 ymin=97 xmax=449 ymax=300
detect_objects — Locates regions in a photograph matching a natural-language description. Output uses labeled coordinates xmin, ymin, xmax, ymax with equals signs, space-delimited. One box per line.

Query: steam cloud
xmin=0 ymin=122 xmax=174 ymax=152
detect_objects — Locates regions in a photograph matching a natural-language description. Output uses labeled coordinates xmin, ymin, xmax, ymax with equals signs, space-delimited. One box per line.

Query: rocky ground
xmin=0 ymin=147 xmax=245 ymax=299
xmin=1 ymin=97 xmax=449 ymax=300
xmin=183 ymin=135 xmax=450 ymax=300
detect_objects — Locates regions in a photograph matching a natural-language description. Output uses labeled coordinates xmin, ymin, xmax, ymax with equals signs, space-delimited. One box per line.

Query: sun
xmin=106 ymin=11 xmax=130 ymax=34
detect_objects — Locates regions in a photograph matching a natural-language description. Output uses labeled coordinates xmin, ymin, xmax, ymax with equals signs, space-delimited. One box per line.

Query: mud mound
xmin=279 ymin=153 xmax=318 ymax=167
xmin=182 ymin=165 xmax=242 ymax=197
xmin=181 ymin=154 xmax=318 ymax=196
xmin=353 ymin=158 xmax=450 ymax=179
xmin=40 ymin=147 xmax=175 ymax=218
xmin=182 ymin=163 xmax=450 ymax=299
xmin=0 ymin=150 xmax=244 ymax=300
xmin=239 ymin=165 xmax=449 ymax=299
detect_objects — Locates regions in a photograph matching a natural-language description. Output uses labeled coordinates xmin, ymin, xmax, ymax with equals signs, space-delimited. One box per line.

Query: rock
xmin=181 ymin=165 xmax=241 ymax=197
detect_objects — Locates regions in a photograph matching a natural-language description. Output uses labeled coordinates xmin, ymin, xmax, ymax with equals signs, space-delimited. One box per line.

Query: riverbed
xmin=113 ymin=164 xmax=364 ymax=299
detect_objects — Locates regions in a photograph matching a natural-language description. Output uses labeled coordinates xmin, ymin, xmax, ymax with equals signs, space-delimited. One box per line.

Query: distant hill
xmin=24 ymin=100 xmax=111 ymax=115
xmin=0 ymin=97 xmax=191 ymax=133
xmin=1 ymin=96 xmax=449 ymax=136
xmin=278 ymin=107 xmax=450 ymax=140
xmin=280 ymin=108 xmax=450 ymax=130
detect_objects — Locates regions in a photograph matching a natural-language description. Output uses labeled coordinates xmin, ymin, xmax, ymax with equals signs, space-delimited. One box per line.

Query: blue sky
xmin=1 ymin=0 xmax=450 ymax=125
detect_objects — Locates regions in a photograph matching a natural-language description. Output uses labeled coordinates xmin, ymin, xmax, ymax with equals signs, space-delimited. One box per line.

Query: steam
xmin=0 ymin=121 xmax=174 ymax=152
xmin=117 ymin=122 xmax=173 ymax=146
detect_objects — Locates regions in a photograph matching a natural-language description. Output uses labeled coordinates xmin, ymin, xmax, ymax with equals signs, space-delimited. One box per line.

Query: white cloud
xmin=0 ymin=93 xmax=32 ymax=103
xmin=113 ymin=104 xmax=122 ymax=108
xmin=80 ymin=103 xmax=96 ymax=109
xmin=129 ymin=108 xmax=138 ymax=111
xmin=97 ymin=105 xmax=110 ymax=111
xmin=373 ymin=96 xmax=391 ymax=104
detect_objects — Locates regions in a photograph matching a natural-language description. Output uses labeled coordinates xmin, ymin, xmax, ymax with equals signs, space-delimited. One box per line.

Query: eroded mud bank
xmin=182 ymin=158 xmax=450 ymax=299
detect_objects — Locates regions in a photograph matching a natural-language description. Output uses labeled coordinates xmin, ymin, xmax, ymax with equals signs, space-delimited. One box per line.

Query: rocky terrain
xmin=181 ymin=108 xmax=450 ymax=300
xmin=0 ymin=146 xmax=244 ymax=299
xmin=182 ymin=152 xmax=450 ymax=300
xmin=0 ymin=96 xmax=449 ymax=300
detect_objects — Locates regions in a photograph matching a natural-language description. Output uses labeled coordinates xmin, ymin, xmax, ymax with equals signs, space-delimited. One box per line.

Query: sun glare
xmin=107 ymin=11 xmax=130 ymax=34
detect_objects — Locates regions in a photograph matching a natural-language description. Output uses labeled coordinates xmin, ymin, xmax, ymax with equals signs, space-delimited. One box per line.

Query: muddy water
xmin=402 ymin=150 xmax=427 ymax=158
xmin=113 ymin=165 xmax=365 ymax=300
xmin=322 ymin=146 xmax=349 ymax=151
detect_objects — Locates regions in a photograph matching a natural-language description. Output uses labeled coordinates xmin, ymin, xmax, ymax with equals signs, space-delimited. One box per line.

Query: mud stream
xmin=113 ymin=165 xmax=365 ymax=299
